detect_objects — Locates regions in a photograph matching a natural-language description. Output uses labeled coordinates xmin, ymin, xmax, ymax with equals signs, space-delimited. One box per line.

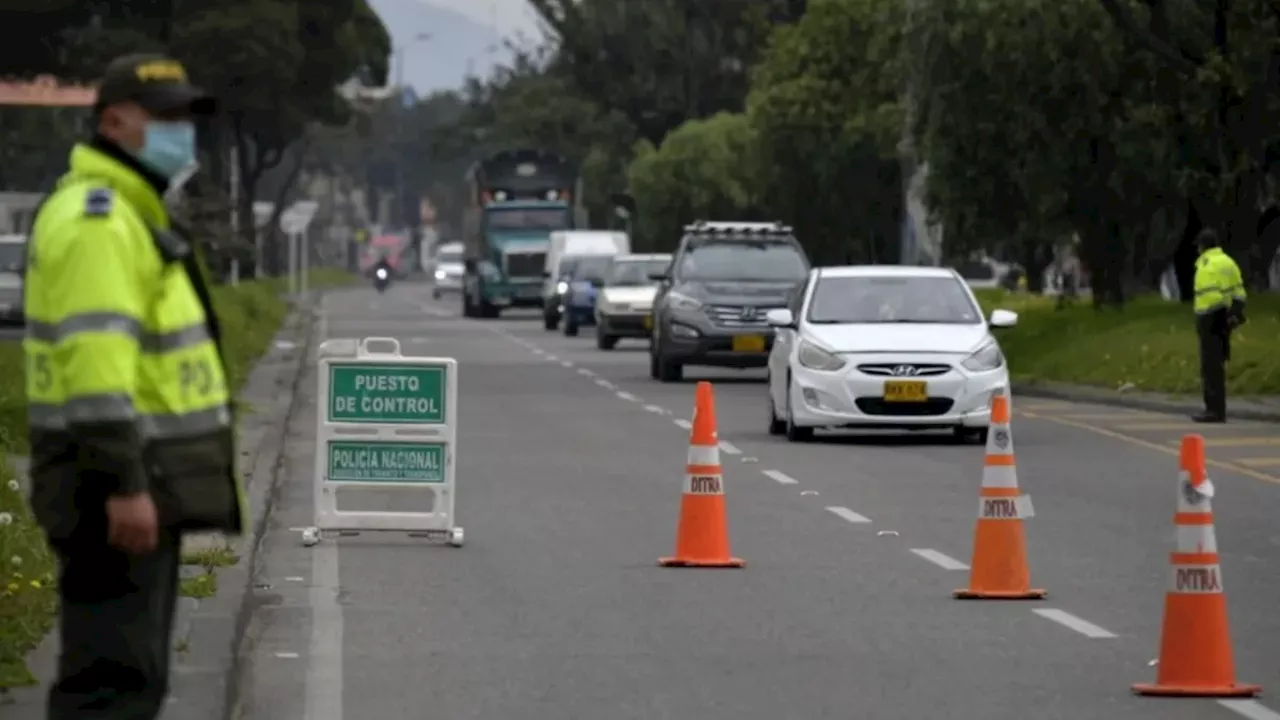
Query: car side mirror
xmin=989 ymin=308 xmax=1018 ymax=328
xmin=766 ymin=309 xmax=795 ymax=328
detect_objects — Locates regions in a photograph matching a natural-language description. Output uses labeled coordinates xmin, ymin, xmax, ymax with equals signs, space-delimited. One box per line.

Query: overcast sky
xmin=427 ymin=0 xmax=542 ymax=39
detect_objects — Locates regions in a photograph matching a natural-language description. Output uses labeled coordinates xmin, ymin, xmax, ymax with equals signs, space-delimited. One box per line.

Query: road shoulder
xmin=1013 ymin=379 xmax=1280 ymax=422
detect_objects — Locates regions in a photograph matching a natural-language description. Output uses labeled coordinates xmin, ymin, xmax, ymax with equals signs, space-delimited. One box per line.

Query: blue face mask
xmin=136 ymin=121 xmax=196 ymax=180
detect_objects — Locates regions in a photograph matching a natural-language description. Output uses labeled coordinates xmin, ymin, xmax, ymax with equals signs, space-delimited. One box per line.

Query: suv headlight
xmin=666 ymin=291 xmax=702 ymax=312
xmin=556 ymin=281 xmax=569 ymax=294
xmin=797 ymin=340 xmax=846 ymax=372
xmin=962 ymin=339 xmax=1005 ymax=372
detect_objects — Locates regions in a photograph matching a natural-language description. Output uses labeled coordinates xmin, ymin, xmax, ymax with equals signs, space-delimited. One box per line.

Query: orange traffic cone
xmin=954 ymin=393 xmax=1046 ymax=599
xmin=659 ymin=381 xmax=744 ymax=568
xmin=1132 ymin=434 xmax=1260 ymax=697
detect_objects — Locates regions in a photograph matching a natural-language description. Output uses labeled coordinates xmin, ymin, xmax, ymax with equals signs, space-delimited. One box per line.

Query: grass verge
xmin=975 ymin=289 xmax=1280 ymax=395
xmin=0 ymin=270 xmax=350 ymax=689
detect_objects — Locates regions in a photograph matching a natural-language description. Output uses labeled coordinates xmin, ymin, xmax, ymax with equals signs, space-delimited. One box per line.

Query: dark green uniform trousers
xmin=47 ymin=529 xmax=180 ymax=719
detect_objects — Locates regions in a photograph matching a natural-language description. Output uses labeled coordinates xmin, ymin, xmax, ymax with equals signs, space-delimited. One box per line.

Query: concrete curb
xmin=159 ymin=296 xmax=320 ymax=719
xmin=1012 ymin=381 xmax=1280 ymax=423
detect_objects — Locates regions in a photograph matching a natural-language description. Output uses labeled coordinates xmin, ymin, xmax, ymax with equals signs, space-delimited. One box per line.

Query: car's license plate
xmin=883 ymin=380 xmax=928 ymax=402
xmin=732 ymin=335 xmax=765 ymax=352
xmin=643 ymin=314 xmax=653 ymax=330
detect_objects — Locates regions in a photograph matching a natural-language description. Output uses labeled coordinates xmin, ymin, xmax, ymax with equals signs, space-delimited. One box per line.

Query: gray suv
xmin=648 ymin=221 xmax=810 ymax=382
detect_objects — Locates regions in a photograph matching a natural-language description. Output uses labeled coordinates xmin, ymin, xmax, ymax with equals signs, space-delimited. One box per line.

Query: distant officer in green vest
xmin=23 ymin=53 xmax=246 ymax=718
xmin=1190 ymin=228 xmax=1247 ymax=423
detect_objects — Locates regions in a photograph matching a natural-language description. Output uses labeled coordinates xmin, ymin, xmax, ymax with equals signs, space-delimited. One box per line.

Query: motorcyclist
xmin=370 ymin=255 xmax=393 ymax=282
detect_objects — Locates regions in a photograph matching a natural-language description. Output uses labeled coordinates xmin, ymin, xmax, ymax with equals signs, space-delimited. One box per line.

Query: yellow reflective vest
xmin=1192 ymin=247 xmax=1246 ymax=315
xmin=24 ymin=140 xmax=245 ymax=541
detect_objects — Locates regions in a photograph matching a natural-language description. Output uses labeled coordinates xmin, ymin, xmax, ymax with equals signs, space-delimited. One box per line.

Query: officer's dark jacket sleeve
xmin=48 ymin=201 xmax=150 ymax=496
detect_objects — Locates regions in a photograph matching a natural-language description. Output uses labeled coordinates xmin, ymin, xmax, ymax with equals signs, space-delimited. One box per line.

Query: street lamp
xmin=393 ymin=32 xmax=431 ymax=233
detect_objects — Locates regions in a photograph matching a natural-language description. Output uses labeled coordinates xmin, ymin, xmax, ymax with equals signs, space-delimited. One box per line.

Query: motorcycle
xmin=373 ymin=266 xmax=390 ymax=293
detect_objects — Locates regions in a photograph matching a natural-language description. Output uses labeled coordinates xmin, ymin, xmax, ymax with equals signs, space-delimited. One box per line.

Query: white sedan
xmin=765 ymin=265 xmax=1015 ymax=443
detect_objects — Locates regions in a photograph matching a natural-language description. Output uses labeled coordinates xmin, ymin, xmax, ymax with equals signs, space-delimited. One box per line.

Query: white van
xmin=541 ymin=230 xmax=630 ymax=329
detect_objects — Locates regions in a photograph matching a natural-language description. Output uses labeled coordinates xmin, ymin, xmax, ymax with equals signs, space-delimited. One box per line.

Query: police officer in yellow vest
xmin=1191 ymin=228 xmax=1247 ymax=423
xmin=24 ymin=53 xmax=246 ymax=718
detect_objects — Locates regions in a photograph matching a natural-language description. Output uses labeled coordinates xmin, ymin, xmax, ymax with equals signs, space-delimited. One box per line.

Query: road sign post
xmin=304 ymin=336 xmax=463 ymax=546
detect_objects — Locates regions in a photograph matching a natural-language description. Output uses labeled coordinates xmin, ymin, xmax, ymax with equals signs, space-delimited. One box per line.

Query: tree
xmin=627 ymin=112 xmax=761 ymax=249
xmin=1098 ymin=0 xmax=1280 ymax=285
xmin=747 ymin=0 xmax=906 ymax=264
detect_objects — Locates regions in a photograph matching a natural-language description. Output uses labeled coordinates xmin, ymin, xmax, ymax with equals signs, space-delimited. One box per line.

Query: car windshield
xmin=0 ymin=243 xmax=23 ymax=272
xmin=435 ymin=249 xmax=463 ymax=264
xmin=608 ymin=259 xmax=669 ymax=286
xmin=485 ymin=208 xmax=569 ymax=232
xmin=565 ymin=255 xmax=613 ymax=283
xmin=677 ymin=241 xmax=808 ymax=282
xmin=807 ymin=275 xmax=983 ymax=324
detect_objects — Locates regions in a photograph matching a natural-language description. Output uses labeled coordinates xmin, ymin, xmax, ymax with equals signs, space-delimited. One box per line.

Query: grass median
xmin=0 ymin=269 xmax=354 ymax=690
xmin=975 ymin=289 xmax=1280 ymax=396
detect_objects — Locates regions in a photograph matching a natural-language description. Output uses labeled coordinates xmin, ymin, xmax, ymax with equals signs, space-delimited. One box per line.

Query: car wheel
xmin=649 ymin=346 xmax=660 ymax=379
xmin=954 ymin=427 xmax=988 ymax=445
xmin=767 ymin=377 xmax=786 ymax=436
xmin=462 ymin=291 xmax=475 ymax=318
xmin=784 ymin=376 xmax=814 ymax=442
xmin=564 ymin=313 xmax=579 ymax=336
xmin=596 ymin=326 xmax=618 ymax=350
xmin=432 ymin=289 xmax=441 ymax=300
xmin=658 ymin=356 xmax=682 ymax=382
xmin=543 ymin=308 xmax=558 ymax=331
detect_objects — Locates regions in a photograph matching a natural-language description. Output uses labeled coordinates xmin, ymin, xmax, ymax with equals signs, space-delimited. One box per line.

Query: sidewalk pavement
xmin=1013 ymin=379 xmax=1280 ymax=422
xmin=2 ymin=297 xmax=320 ymax=719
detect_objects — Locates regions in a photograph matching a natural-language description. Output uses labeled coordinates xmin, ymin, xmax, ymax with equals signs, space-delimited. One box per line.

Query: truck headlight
xmin=797 ymin=340 xmax=846 ymax=372
xmin=666 ymin=291 xmax=702 ymax=312
xmin=962 ymin=339 xmax=1005 ymax=372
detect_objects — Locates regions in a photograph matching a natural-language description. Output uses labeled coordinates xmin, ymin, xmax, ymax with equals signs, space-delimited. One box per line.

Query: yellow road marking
xmin=1020 ymin=410 xmax=1280 ymax=486
xmin=1113 ymin=422 xmax=1267 ymax=432
xmin=1238 ymin=458 xmax=1280 ymax=467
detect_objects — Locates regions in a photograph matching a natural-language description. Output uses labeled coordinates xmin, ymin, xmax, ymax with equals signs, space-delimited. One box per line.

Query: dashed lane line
xmin=908 ymin=548 xmax=969 ymax=571
xmin=616 ymin=391 xmax=639 ymax=402
xmin=577 ymin=368 xmax=594 ymax=377
xmin=718 ymin=440 xmax=742 ymax=455
xmin=1030 ymin=609 xmax=1117 ymax=639
xmin=825 ymin=506 xmax=872 ymax=524
xmin=643 ymin=404 xmax=666 ymax=414
xmin=674 ymin=419 xmax=692 ymax=430
xmin=1219 ymin=700 xmax=1280 ymax=720
xmin=560 ymin=360 xmax=574 ymax=368
xmin=762 ymin=469 xmax=799 ymax=485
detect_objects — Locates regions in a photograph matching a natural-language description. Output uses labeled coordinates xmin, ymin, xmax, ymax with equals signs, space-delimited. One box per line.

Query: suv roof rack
xmin=682 ymin=220 xmax=794 ymax=235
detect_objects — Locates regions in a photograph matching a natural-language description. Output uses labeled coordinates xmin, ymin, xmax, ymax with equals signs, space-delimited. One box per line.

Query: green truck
xmin=461 ymin=149 xmax=587 ymax=318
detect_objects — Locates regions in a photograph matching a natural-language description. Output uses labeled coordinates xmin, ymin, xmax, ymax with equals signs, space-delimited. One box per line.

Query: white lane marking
xmin=531 ymin=348 xmax=545 ymax=355
xmin=674 ymin=419 xmax=692 ymax=430
xmin=762 ymin=469 xmax=798 ymax=485
xmin=577 ymin=368 xmax=594 ymax=377
xmin=1031 ymin=609 xmax=1117 ymax=639
xmin=560 ymin=360 xmax=573 ymax=368
xmin=909 ymin=548 xmax=970 ymax=571
xmin=1219 ymin=700 xmax=1280 ymax=720
xmin=718 ymin=441 xmax=742 ymax=455
xmin=643 ymin=404 xmax=665 ymax=414
xmin=825 ymin=506 xmax=871 ymax=524
xmin=284 ymin=576 xmax=305 ymax=582
xmin=595 ymin=378 xmax=614 ymax=388
xmin=276 ymin=651 xmax=300 ymax=659
xmin=303 ymin=540 xmax=343 ymax=720
xmin=616 ymin=391 xmax=638 ymax=402
xmin=545 ymin=354 xmax=559 ymax=362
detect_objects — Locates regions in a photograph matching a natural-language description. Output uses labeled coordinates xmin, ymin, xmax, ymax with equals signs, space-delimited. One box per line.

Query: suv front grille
xmin=503 ymin=251 xmax=546 ymax=278
xmin=705 ymin=304 xmax=783 ymax=329
xmin=857 ymin=363 xmax=951 ymax=377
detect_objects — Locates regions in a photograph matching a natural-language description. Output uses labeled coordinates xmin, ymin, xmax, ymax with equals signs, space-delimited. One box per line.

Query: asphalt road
xmin=236 ymin=281 xmax=1280 ymax=720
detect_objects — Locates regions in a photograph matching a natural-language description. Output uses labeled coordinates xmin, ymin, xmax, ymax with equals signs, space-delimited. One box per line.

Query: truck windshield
xmin=565 ymin=255 xmax=613 ymax=283
xmin=485 ymin=208 xmax=569 ymax=232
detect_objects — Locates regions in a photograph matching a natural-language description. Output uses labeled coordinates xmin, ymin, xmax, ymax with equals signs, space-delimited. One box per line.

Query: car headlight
xmin=962 ymin=339 xmax=1005 ymax=372
xmin=434 ymin=269 xmax=446 ymax=280
xmin=556 ymin=281 xmax=569 ymax=294
xmin=797 ymin=339 xmax=846 ymax=372
xmin=666 ymin=291 xmax=702 ymax=312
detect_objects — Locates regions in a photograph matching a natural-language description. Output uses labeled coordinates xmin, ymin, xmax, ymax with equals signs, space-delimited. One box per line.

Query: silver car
xmin=0 ymin=234 xmax=25 ymax=325
xmin=431 ymin=241 xmax=465 ymax=299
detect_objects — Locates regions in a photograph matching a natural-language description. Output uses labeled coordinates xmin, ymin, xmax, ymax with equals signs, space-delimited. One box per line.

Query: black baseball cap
xmin=95 ymin=53 xmax=217 ymax=116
